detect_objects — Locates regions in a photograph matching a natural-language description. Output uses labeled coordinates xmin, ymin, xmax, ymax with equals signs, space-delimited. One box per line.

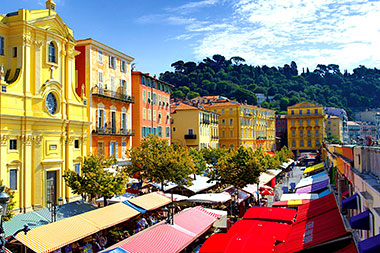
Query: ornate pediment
xmin=289 ymin=101 xmax=320 ymax=109
xmin=28 ymin=14 xmax=75 ymax=42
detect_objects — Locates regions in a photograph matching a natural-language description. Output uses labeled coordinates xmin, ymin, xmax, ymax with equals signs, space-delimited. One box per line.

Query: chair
xmin=282 ymin=186 xmax=288 ymax=194
xmin=290 ymin=183 xmax=296 ymax=192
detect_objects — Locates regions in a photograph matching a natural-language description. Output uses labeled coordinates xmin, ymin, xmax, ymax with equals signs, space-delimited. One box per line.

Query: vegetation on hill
xmin=160 ymin=54 xmax=380 ymax=119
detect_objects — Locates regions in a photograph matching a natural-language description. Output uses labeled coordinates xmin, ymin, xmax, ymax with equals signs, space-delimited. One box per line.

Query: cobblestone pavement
xmin=267 ymin=165 xmax=306 ymax=206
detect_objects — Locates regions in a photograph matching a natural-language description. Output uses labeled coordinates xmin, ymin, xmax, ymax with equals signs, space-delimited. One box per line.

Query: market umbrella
xmin=259 ymin=185 xmax=274 ymax=191
xmin=260 ymin=190 xmax=274 ymax=196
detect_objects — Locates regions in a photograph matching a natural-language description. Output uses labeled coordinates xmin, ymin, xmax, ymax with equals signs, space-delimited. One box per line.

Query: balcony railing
xmin=92 ymin=86 xmax=135 ymax=103
xmin=211 ymin=136 xmax=219 ymax=140
xmin=93 ymin=127 xmax=135 ymax=136
xmin=184 ymin=134 xmax=197 ymax=139
xmin=201 ymin=120 xmax=210 ymax=125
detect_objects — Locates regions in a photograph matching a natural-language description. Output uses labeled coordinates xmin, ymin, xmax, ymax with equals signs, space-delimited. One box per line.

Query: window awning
xmin=358 ymin=234 xmax=380 ymax=253
xmin=350 ymin=210 xmax=371 ymax=230
xmin=274 ymin=208 xmax=348 ymax=252
xmin=295 ymin=179 xmax=329 ymax=194
xmin=242 ymin=206 xmax=296 ymax=223
xmin=15 ymin=203 xmax=139 ymax=253
xmin=342 ymin=193 xmax=359 ymax=209
xmin=128 ymin=192 xmax=171 ymax=211
xmin=303 ymin=162 xmax=324 ymax=174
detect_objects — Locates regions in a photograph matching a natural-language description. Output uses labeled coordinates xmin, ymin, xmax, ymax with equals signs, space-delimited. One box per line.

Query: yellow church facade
xmin=0 ymin=1 xmax=89 ymax=213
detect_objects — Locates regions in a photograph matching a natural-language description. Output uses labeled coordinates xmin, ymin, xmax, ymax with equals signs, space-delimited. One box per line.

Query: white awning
xmin=280 ymin=193 xmax=319 ymax=201
xmin=187 ymin=193 xmax=231 ymax=203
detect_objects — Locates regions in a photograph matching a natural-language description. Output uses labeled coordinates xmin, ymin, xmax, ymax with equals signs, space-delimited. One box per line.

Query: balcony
xmin=92 ymin=86 xmax=135 ymax=103
xmin=184 ymin=134 xmax=197 ymax=139
xmin=201 ymin=120 xmax=210 ymax=125
xmin=211 ymin=136 xmax=219 ymax=140
xmin=93 ymin=127 xmax=135 ymax=136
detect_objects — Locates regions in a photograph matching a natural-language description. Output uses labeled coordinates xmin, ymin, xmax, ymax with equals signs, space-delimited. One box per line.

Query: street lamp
xmin=0 ymin=186 xmax=29 ymax=253
xmin=47 ymin=197 xmax=63 ymax=223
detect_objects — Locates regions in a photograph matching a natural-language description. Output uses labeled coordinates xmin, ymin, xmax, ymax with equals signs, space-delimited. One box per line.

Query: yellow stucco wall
xmin=287 ymin=101 xmax=325 ymax=155
xmin=326 ymin=116 xmax=343 ymax=141
xmin=0 ymin=5 xmax=89 ymax=213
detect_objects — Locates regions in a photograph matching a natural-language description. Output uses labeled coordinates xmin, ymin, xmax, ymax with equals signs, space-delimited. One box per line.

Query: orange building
xmin=75 ymin=39 xmax=134 ymax=164
xmin=131 ymin=72 xmax=173 ymax=147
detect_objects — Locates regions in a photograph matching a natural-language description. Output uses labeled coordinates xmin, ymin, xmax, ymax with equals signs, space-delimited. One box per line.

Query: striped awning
xmin=15 ymin=215 xmax=99 ymax=253
xmin=15 ymin=203 xmax=139 ymax=253
xmin=303 ymin=163 xmax=324 ymax=174
xmin=128 ymin=192 xmax=171 ymax=211
xmin=79 ymin=203 xmax=139 ymax=230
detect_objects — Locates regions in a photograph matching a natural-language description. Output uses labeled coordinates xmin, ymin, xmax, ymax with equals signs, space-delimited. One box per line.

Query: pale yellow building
xmin=0 ymin=1 xmax=89 ymax=213
xmin=326 ymin=115 xmax=343 ymax=141
xmin=286 ymin=101 xmax=325 ymax=155
xmin=204 ymin=100 xmax=276 ymax=150
xmin=170 ymin=102 xmax=219 ymax=149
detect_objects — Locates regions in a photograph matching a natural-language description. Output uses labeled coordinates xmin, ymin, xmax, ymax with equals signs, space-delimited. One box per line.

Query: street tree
xmin=63 ymin=155 xmax=126 ymax=206
xmin=126 ymin=135 xmax=196 ymax=189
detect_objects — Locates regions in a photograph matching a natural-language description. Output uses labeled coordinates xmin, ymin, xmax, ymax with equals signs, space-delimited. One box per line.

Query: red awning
xmin=173 ymin=206 xmax=220 ymax=237
xmin=295 ymin=193 xmax=337 ymax=223
xmin=265 ymin=151 xmax=275 ymax=157
xmin=243 ymin=206 xmax=297 ymax=223
xmin=120 ymin=224 xmax=194 ymax=253
xmin=199 ymin=233 xmax=233 ymax=253
xmin=335 ymin=242 xmax=358 ymax=253
xmin=274 ymin=208 xmax=348 ymax=253
xmin=228 ymin=220 xmax=292 ymax=242
xmin=223 ymin=233 xmax=276 ymax=253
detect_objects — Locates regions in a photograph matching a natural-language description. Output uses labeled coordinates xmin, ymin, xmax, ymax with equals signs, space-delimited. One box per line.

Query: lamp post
xmin=0 ymin=186 xmax=29 ymax=253
xmin=47 ymin=197 xmax=63 ymax=223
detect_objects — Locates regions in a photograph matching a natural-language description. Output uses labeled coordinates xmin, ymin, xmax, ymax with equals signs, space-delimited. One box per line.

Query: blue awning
xmin=122 ymin=200 xmax=146 ymax=213
xmin=350 ymin=210 xmax=371 ymax=230
xmin=358 ymin=234 xmax=380 ymax=253
xmin=342 ymin=193 xmax=359 ymax=209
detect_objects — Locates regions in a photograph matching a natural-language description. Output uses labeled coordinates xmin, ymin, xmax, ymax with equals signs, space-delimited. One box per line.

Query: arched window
xmin=48 ymin=42 xmax=56 ymax=63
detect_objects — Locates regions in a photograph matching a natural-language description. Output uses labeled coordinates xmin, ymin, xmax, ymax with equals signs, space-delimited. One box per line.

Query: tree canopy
xmin=126 ymin=135 xmax=196 ymax=188
xmin=161 ymin=55 xmax=380 ymax=119
xmin=63 ymin=156 xmax=126 ymax=206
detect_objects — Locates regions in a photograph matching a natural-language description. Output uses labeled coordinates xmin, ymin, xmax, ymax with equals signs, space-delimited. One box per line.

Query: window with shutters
xmin=10 ymin=169 xmax=17 ymax=190
xmin=143 ymin=108 xmax=146 ymax=120
xmin=166 ymin=113 xmax=170 ymax=124
xmin=9 ymin=139 xmax=17 ymax=150
xmin=110 ymin=75 xmax=115 ymax=94
xmin=153 ymin=93 xmax=157 ymax=105
xmin=98 ymin=50 xmax=103 ymax=64
xmin=48 ymin=42 xmax=56 ymax=63
xmin=98 ymin=70 xmax=103 ymax=89
xmin=0 ymin=36 xmax=4 ymax=55
xmin=98 ymin=109 xmax=105 ymax=129
xmin=109 ymin=55 xmax=116 ymax=69
xmin=74 ymin=163 xmax=80 ymax=175
xmin=148 ymin=109 xmax=151 ymax=121
xmin=166 ymin=127 xmax=170 ymax=137
xmin=97 ymin=142 xmax=104 ymax=156
xmin=158 ymin=111 xmax=162 ymax=123
xmin=158 ymin=126 xmax=162 ymax=137
xmin=120 ymin=60 xmax=126 ymax=73
xmin=122 ymin=142 xmax=127 ymax=159
xmin=153 ymin=110 xmax=156 ymax=122
xmin=120 ymin=79 xmax=126 ymax=94
xmin=143 ymin=90 xmax=146 ymax=103
xmin=121 ymin=113 xmax=127 ymax=133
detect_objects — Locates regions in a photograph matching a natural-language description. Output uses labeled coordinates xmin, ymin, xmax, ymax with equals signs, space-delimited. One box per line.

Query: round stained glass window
xmin=46 ymin=92 xmax=57 ymax=115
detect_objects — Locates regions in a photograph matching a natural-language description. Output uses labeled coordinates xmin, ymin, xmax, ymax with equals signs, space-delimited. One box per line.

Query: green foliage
xmin=162 ymin=55 xmax=380 ymax=119
xmin=189 ymin=148 xmax=207 ymax=175
xmin=63 ymin=156 xmax=125 ymax=204
xmin=275 ymin=146 xmax=294 ymax=163
xmin=126 ymin=135 xmax=195 ymax=187
xmin=326 ymin=135 xmax=342 ymax=144
xmin=210 ymin=146 xmax=280 ymax=189
xmin=200 ymin=146 xmax=227 ymax=167
xmin=0 ymin=181 xmax=16 ymax=221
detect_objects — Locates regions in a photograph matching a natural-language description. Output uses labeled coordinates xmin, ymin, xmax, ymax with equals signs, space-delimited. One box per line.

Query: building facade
xmin=325 ymin=107 xmax=348 ymax=143
xmin=0 ymin=1 xmax=89 ymax=212
xmin=204 ymin=101 xmax=276 ymax=150
xmin=276 ymin=114 xmax=287 ymax=150
xmin=326 ymin=115 xmax=343 ymax=141
xmin=286 ymin=101 xmax=325 ymax=155
xmin=347 ymin=121 xmax=361 ymax=144
xmin=75 ymin=39 xmax=134 ymax=164
xmin=131 ymin=72 xmax=172 ymax=147
xmin=171 ymin=102 xmax=219 ymax=149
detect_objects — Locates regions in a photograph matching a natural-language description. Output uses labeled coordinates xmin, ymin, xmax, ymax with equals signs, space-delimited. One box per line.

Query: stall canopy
xmin=3 ymin=200 xmax=97 ymax=238
xmin=342 ymin=193 xmax=359 ymax=209
xmin=128 ymin=192 xmax=171 ymax=211
xmin=272 ymin=199 xmax=311 ymax=207
xmin=149 ymin=176 xmax=217 ymax=195
xmin=222 ymin=186 xmax=250 ymax=204
xmin=259 ymin=169 xmax=282 ymax=185
xmin=95 ymin=192 xmax=138 ymax=204
xmin=187 ymin=192 xmax=231 ymax=203
xmin=303 ymin=162 xmax=324 ymax=174
xmin=104 ymin=206 xmax=221 ymax=253
xmin=295 ymin=173 xmax=329 ymax=189
xmin=274 ymin=208 xmax=349 ymax=253
xmin=350 ymin=210 xmax=371 ymax=230
xmin=295 ymin=193 xmax=337 ymax=223
xmin=295 ymin=179 xmax=329 ymax=193
xmin=280 ymin=159 xmax=295 ymax=169
xmin=280 ymin=193 xmax=319 ymax=201
xmin=242 ymin=206 xmax=296 ymax=223
xmin=357 ymin=234 xmax=380 ymax=253
xmin=15 ymin=203 xmax=140 ymax=253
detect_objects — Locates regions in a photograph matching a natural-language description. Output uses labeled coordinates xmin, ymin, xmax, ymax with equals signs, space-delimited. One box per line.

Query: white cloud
xmin=191 ymin=0 xmax=380 ymax=71
xmin=166 ymin=0 xmax=220 ymax=13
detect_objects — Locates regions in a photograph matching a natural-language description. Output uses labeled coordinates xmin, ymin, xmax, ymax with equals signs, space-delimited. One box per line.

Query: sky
xmin=2 ymin=0 xmax=380 ymax=76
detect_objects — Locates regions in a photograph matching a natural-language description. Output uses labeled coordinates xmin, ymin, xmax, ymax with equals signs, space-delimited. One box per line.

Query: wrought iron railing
xmin=93 ymin=127 xmax=135 ymax=136
xmin=92 ymin=86 xmax=135 ymax=103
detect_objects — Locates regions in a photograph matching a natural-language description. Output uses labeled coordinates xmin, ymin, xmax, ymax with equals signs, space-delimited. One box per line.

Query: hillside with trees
xmin=160 ymin=54 xmax=380 ymax=119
